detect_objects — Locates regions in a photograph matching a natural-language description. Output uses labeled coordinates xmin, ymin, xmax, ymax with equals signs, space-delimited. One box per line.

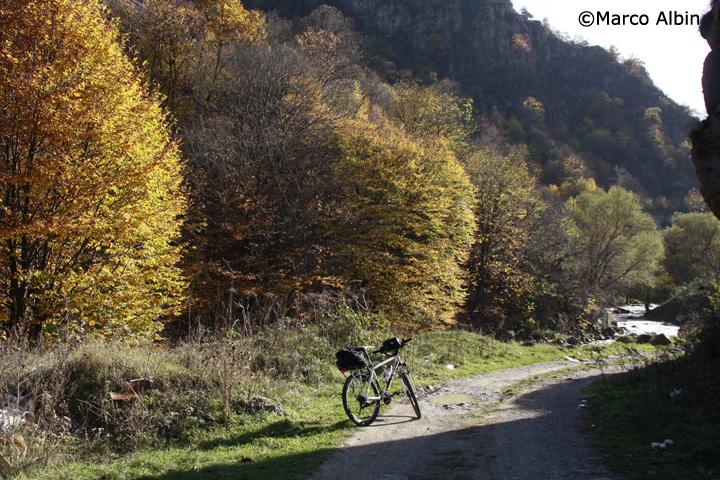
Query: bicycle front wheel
xmin=400 ymin=372 xmax=421 ymax=419
xmin=342 ymin=372 xmax=381 ymax=426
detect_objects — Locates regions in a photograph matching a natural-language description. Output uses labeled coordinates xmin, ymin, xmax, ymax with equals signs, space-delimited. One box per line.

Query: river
xmin=611 ymin=304 xmax=680 ymax=337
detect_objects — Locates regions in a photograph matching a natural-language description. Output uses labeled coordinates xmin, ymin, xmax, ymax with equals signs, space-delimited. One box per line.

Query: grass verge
xmin=589 ymin=350 xmax=720 ymax=480
xmin=20 ymin=331 xmax=654 ymax=480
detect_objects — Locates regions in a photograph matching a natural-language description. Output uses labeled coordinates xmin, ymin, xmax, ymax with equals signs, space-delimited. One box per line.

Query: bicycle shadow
xmin=366 ymin=414 xmax=416 ymax=426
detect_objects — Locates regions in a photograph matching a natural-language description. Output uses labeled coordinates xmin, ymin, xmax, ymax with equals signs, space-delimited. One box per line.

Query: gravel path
xmin=306 ymin=360 xmax=617 ymax=480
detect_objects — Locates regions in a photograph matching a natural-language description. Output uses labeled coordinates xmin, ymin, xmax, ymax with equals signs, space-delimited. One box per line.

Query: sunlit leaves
xmin=563 ymin=183 xmax=663 ymax=296
xmin=388 ymin=81 xmax=475 ymax=159
xmin=335 ymin=118 xmax=475 ymax=329
xmin=0 ymin=0 xmax=187 ymax=338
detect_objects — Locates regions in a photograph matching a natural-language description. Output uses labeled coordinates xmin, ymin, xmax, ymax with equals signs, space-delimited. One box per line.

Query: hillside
xmin=249 ymin=0 xmax=698 ymax=216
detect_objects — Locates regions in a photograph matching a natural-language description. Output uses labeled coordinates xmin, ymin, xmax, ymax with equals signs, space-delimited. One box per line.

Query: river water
xmin=612 ymin=304 xmax=680 ymax=337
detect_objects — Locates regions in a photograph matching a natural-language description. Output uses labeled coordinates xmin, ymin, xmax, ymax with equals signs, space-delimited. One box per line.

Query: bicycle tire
xmin=400 ymin=372 xmax=421 ymax=419
xmin=342 ymin=372 xmax=381 ymax=426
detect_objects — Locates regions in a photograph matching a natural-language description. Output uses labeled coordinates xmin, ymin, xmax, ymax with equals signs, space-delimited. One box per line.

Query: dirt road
xmin=307 ymin=360 xmax=616 ymax=480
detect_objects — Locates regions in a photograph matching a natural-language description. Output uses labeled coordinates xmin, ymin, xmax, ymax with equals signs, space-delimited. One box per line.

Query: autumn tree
xmin=111 ymin=0 xmax=265 ymax=114
xmin=387 ymin=81 xmax=474 ymax=158
xmin=0 ymin=0 xmax=187 ymax=338
xmin=297 ymin=5 xmax=364 ymax=115
xmin=181 ymin=42 xmax=342 ymax=326
xmin=334 ymin=118 xmax=475 ymax=329
xmin=563 ymin=182 xmax=664 ymax=300
xmin=174 ymin=6 xmax=371 ymax=327
xmin=464 ymin=146 xmax=543 ymax=333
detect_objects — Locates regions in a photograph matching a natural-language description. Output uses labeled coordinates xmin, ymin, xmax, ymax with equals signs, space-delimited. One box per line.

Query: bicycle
xmin=335 ymin=337 xmax=421 ymax=426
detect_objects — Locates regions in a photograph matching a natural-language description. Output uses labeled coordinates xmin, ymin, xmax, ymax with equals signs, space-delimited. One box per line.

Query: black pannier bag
xmin=379 ymin=337 xmax=401 ymax=354
xmin=336 ymin=348 xmax=368 ymax=371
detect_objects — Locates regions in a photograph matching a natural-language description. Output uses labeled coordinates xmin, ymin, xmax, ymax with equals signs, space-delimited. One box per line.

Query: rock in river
xmin=650 ymin=333 xmax=672 ymax=346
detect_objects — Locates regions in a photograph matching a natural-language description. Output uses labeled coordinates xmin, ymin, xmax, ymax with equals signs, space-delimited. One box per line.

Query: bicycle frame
xmin=353 ymin=351 xmax=404 ymax=402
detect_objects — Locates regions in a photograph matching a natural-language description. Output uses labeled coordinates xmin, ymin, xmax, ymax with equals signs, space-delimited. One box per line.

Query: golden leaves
xmin=335 ymin=118 xmax=475 ymax=329
xmin=0 ymin=0 xmax=187 ymax=337
xmin=203 ymin=0 xmax=266 ymax=44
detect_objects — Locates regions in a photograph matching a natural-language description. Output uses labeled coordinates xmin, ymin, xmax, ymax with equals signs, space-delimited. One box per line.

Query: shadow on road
xmin=138 ymin=373 xmax=622 ymax=480
xmin=367 ymin=414 xmax=416 ymax=426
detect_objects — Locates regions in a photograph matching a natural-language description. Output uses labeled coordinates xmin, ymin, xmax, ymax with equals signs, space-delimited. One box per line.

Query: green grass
xmin=409 ymin=330 xmax=654 ymax=385
xmin=589 ymin=353 xmax=720 ymax=480
xmin=28 ymin=386 xmax=347 ymax=480
xmin=23 ymin=331 xmax=656 ymax=480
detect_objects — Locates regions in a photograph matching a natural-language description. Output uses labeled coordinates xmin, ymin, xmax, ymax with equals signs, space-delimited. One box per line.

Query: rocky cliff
xmin=691 ymin=1 xmax=720 ymax=221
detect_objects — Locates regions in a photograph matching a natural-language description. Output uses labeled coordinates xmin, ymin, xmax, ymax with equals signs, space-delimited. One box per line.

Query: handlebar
xmin=371 ymin=337 xmax=412 ymax=355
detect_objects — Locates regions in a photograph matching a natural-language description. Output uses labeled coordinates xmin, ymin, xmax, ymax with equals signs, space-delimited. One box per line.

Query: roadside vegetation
xmin=2 ymin=322 xmax=652 ymax=479
xmin=591 ymin=290 xmax=720 ymax=480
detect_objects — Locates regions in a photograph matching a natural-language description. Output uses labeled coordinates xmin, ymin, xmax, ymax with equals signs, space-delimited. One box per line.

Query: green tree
xmin=684 ymin=188 xmax=710 ymax=213
xmin=0 ymin=0 xmax=187 ymax=338
xmin=563 ymin=182 xmax=664 ymax=299
xmin=664 ymin=212 xmax=720 ymax=286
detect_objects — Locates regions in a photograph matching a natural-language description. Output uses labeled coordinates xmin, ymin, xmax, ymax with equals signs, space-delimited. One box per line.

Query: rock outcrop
xmin=693 ymin=1 xmax=720 ymax=220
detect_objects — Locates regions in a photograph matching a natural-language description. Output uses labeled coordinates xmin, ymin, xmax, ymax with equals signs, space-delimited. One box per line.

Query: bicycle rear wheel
xmin=342 ymin=372 xmax=381 ymax=426
xmin=400 ymin=372 xmax=421 ymax=419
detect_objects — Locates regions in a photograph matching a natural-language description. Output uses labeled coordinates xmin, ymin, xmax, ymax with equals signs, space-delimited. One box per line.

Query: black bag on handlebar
xmin=336 ymin=349 xmax=367 ymax=371
xmin=379 ymin=337 xmax=402 ymax=354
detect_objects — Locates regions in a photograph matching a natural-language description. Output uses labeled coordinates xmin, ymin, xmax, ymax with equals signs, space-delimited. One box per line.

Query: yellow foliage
xmin=388 ymin=82 xmax=475 ymax=158
xmin=522 ymin=96 xmax=545 ymax=120
xmin=512 ymin=33 xmax=532 ymax=54
xmin=334 ymin=118 xmax=475 ymax=329
xmin=201 ymin=0 xmax=266 ymax=44
xmin=112 ymin=0 xmax=265 ymax=112
xmin=0 ymin=0 xmax=187 ymax=338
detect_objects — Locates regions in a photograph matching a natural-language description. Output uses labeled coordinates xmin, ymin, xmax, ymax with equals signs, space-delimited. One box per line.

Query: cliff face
xmin=253 ymin=0 xmax=572 ymax=106
xmin=251 ymin=0 xmax=698 ymax=212
xmin=691 ymin=1 xmax=720 ymax=221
